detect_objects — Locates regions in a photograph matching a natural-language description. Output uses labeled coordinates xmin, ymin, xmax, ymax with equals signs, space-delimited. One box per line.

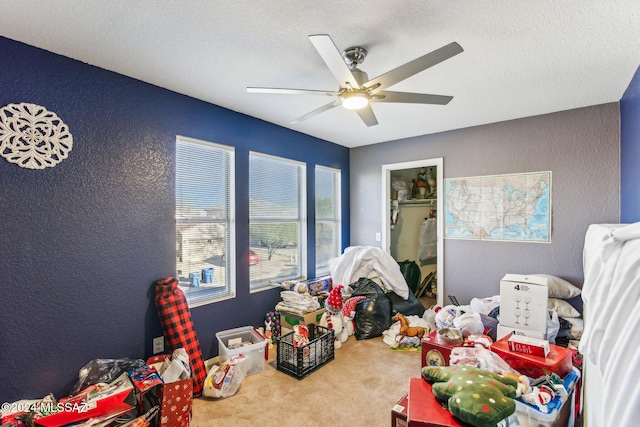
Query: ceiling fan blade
xmin=308 ymin=34 xmax=360 ymax=88
xmin=247 ymin=87 xmax=339 ymax=97
xmin=290 ymin=99 xmax=341 ymax=124
xmin=372 ymin=91 xmax=453 ymax=105
xmin=355 ymin=104 xmax=378 ymax=127
xmin=365 ymin=42 xmax=463 ymax=94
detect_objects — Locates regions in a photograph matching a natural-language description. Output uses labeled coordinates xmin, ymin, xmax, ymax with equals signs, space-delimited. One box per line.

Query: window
xmin=249 ymin=152 xmax=306 ymax=290
xmin=175 ymin=136 xmax=235 ymax=306
xmin=315 ymin=166 xmax=341 ymax=275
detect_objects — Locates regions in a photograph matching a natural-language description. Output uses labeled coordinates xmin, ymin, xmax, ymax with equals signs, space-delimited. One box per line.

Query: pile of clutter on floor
xmin=1 ymin=277 xmax=221 ymax=427
xmin=270 ymin=247 xmax=586 ymax=427
xmin=271 ymin=272 xmax=426 ymax=352
xmin=1 ymin=349 xmax=192 ymax=427
xmin=384 ymin=272 xmax=584 ymax=427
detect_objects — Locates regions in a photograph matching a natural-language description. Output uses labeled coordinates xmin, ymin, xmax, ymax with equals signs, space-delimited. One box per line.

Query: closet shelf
xmin=396 ymin=198 xmax=436 ymax=205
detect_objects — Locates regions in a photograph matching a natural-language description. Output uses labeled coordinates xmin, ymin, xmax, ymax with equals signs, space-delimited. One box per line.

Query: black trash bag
xmin=350 ymin=278 xmax=392 ymax=340
xmin=70 ymin=358 xmax=146 ymax=396
xmin=556 ymin=316 xmax=573 ymax=341
xmin=398 ymin=260 xmax=421 ymax=294
xmin=387 ymin=291 xmax=425 ymax=317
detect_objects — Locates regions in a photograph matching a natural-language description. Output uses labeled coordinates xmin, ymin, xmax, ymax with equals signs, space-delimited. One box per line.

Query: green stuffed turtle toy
xmin=421 ymin=365 xmax=518 ymax=427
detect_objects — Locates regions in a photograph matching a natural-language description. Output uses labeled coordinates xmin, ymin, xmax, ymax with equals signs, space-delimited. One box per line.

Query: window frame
xmin=248 ymin=151 xmax=307 ymax=291
xmin=315 ymin=165 xmax=342 ymax=276
xmin=175 ymin=135 xmax=236 ymax=307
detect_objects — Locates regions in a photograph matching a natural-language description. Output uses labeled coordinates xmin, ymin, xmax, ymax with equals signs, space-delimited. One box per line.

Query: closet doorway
xmin=382 ymin=158 xmax=444 ymax=307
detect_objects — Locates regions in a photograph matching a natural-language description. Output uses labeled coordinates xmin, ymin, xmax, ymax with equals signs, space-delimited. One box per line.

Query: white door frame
xmin=381 ymin=158 xmax=444 ymax=307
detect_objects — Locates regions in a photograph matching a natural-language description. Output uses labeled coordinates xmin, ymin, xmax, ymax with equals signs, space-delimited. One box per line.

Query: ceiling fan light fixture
xmin=341 ymin=91 xmax=369 ymax=110
xmin=247 ymin=35 xmax=462 ymax=126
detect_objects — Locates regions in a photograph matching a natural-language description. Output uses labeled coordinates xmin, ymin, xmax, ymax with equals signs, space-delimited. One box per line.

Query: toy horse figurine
xmin=392 ymin=313 xmax=429 ymax=344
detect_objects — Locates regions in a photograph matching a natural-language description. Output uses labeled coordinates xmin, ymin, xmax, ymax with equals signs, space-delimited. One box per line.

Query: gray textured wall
xmin=350 ymin=103 xmax=620 ymax=304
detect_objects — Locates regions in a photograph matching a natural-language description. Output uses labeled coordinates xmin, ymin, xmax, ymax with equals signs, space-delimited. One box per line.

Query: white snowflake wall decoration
xmin=0 ymin=102 xmax=73 ymax=169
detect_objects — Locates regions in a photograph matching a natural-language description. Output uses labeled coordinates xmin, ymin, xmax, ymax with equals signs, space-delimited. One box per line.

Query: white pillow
xmin=548 ymin=298 xmax=581 ymax=318
xmin=529 ymin=274 xmax=582 ymax=299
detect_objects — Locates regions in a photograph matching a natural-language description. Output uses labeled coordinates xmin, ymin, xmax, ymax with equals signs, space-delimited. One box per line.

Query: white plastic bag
xmin=418 ymin=218 xmax=437 ymax=260
xmin=160 ymin=348 xmax=191 ymax=383
xmin=547 ymin=309 xmax=560 ymax=344
xmin=422 ymin=308 xmax=437 ymax=332
xmin=470 ymin=296 xmax=501 ymax=315
xmin=435 ymin=305 xmax=472 ymax=329
xmin=450 ymin=347 xmax=519 ymax=377
xmin=203 ymin=354 xmax=248 ymax=399
xmin=453 ymin=312 xmax=484 ymax=335
xmin=392 ymin=179 xmax=409 ymax=201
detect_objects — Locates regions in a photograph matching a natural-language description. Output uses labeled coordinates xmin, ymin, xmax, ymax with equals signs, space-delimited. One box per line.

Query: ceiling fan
xmin=247 ymin=34 xmax=463 ymax=127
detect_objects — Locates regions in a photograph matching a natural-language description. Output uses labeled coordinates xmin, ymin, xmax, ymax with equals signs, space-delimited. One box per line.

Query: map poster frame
xmin=444 ymin=171 xmax=552 ymax=243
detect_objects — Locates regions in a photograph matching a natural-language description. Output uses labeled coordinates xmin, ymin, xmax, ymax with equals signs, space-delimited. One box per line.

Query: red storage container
xmin=491 ymin=334 xmax=573 ymax=378
xmin=391 ymin=393 xmax=408 ymax=427
xmin=407 ymin=378 xmax=473 ymax=427
xmin=421 ymin=330 xmax=457 ymax=368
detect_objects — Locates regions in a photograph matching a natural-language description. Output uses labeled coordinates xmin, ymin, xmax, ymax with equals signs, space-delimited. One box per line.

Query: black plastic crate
xmin=276 ymin=324 xmax=334 ymax=379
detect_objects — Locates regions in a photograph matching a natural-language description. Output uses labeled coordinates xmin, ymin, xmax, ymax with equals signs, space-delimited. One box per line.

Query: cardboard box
xmin=421 ymin=330 xmax=456 ymax=368
xmin=491 ymin=334 xmax=573 ymax=378
xmin=508 ymin=334 xmax=550 ymax=357
xmin=279 ymin=308 xmax=326 ymax=330
xmin=407 ymin=378 xmax=472 ymax=426
xmin=391 ymin=393 xmax=408 ymax=427
xmin=216 ymin=326 xmax=267 ymax=376
xmin=498 ymin=274 xmax=549 ymax=339
xmin=497 ymin=324 xmax=546 ymax=341
xmin=147 ymin=355 xmax=193 ymax=427
xmin=300 ymin=276 xmax=332 ymax=296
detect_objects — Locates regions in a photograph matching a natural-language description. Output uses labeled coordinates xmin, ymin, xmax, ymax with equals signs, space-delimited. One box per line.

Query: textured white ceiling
xmin=1 ymin=0 xmax=639 ymax=148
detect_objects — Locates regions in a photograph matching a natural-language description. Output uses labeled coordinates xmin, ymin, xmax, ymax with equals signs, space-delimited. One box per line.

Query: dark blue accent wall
xmin=621 ymin=64 xmax=640 ymax=223
xmin=0 ymin=36 xmax=349 ymax=402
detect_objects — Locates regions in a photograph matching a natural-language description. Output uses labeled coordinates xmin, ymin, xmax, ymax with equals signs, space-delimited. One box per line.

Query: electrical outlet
xmin=375 ymin=232 xmax=381 ymax=241
xmin=153 ymin=336 xmax=164 ymax=354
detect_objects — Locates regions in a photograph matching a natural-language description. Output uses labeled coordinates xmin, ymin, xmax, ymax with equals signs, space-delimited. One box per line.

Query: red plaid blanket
xmin=154 ymin=277 xmax=206 ymax=397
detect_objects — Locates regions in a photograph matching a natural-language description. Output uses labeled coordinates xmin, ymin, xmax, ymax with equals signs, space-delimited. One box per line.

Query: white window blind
xmin=315 ymin=166 xmax=341 ymax=275
xmin=176 ymin=136 xmax=235 ymax=306
xmin=249 ymin=152 xmax=306 ymax=289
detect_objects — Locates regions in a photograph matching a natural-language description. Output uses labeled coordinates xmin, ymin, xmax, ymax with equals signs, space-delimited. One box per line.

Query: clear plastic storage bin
xmin=216 ymin=326 xmax=266 ymax=376
xmin=500 ymin=367 xmax=580 ymax=427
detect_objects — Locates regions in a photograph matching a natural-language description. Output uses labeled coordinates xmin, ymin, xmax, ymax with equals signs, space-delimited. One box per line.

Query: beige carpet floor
xmin=191 ymin=335 xmax=423 ymax=427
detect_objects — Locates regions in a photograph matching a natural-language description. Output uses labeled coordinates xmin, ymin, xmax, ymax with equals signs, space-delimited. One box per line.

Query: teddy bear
xmin=421 ymin=365 xmax=518 ymax=427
